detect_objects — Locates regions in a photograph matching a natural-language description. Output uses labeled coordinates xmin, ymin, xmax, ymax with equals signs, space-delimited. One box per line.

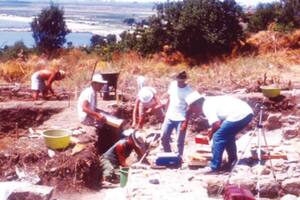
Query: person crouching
xmin=31 ymin=69 xmax=65 ymax=100
xmin=132 ymin=87 xmax=164 ymax=130
xmin=100 ymin=130 xmax=147 ymax=183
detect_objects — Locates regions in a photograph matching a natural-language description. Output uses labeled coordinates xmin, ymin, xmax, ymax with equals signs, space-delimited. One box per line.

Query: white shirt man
xmin=187 ymin=92 xmax=253 ymax=173
xmin=78 ymin=86 xmax=97 ymax=124
xmin=203 ymin=96 xmax=253 ymax=125
xmin=77 ymin=74 xmax=107 ymax=143
xmin=161 ymin=71 xmax=193 ymax=156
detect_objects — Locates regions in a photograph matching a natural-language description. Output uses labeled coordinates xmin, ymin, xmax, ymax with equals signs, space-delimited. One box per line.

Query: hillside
xmin=1 ymin=30 xmax=300 ymax=199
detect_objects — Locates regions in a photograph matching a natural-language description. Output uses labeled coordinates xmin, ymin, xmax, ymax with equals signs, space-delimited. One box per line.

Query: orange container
xmin=195 ymin=134 xmax=209 ymax=145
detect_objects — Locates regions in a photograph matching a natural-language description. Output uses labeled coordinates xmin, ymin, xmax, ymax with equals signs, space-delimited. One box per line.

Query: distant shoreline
xmin=0 ymin=1 xmax=155 ymax=47
xmin=0 ymin=31 xmax=94 ymax=47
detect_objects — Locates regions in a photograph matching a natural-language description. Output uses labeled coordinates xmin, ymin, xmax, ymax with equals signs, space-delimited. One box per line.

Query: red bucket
xmin=195 ymin=134 xmax=209 ymax=145
xmin=223 ymin=184 xmax=255 ymax=200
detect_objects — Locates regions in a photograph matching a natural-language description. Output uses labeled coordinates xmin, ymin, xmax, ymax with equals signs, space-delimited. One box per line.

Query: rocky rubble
xmin=102 ymin=91 xmax=300 ymax=199
xmin=0 ymin=181 xmax=53 ymax=200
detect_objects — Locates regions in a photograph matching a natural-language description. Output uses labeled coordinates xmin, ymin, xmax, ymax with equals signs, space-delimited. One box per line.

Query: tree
xmin=0 ymin=41 xmax=29 ymax=61
xmin=278 ymin=0 xmax=300 ymax=29
xmin=31 ymin=4 xmax=70 ymax=53
xmin=248 ymin=3 xmax=281 ymax=32
xmin=171 ymin=0 xmax=244 ymax=55
xmin=106 ymin=34 xmax=117 ymax=45
xmin=248 ymin=0 xmax=300 ymax=32
xmin=90 ymin=34 xmax=106 ymax=48
xmin=120 ymin=0 xmax=244 ymax=56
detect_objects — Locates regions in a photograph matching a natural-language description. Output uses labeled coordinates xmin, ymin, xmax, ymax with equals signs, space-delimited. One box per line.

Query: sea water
xmin=0 ymin=0 xmax=154 ymax=47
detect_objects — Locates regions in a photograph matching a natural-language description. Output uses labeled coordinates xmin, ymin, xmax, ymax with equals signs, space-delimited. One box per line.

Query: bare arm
xmin=82 ymin=100 xmax=106 ymax=123
xmin=46 ymin=70 xmax=58 ymax=95
xmin=132 ymin=98 xmax=140 ymax=128
xmin=207 ymin=120 xmax=222 ymax=140
xmin=180 ymin=106 xmax=192 ymax=134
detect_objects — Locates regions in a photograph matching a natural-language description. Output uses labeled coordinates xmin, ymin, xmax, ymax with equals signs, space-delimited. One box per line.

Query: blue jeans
xmin=161 ymin=118 xmax=186 ymax=156
xmin=211 ymin=114 xmax=253 ymax=171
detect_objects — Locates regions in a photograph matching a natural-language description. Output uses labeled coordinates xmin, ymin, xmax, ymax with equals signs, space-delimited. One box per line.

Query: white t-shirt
xmin=77 ymin=86 xmax=97 ymax=122
xmin=202 ymin=96 xmax=253 ymax=125
xmin=165 ymin=81 xmax=193 ymax=121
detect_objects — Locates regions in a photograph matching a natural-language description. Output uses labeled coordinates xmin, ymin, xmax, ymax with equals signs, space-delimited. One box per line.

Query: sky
xmin=0 ymin=0 xmax=280 ymax=7
xmin=235 ymin=0 xmax=279 ymax=6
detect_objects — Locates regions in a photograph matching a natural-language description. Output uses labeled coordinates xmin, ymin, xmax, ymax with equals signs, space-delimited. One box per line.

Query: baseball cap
xmin=176 ymin=71 xmax=188 ymax=80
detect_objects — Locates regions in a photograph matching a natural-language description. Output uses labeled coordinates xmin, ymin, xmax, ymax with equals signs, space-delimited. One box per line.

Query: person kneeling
xmin=100 ymin=130 xmax=148 ymax=184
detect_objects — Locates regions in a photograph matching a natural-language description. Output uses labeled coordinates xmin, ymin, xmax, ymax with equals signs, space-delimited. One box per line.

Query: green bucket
xmin=119 ymin=167 xmax=129 ymax=187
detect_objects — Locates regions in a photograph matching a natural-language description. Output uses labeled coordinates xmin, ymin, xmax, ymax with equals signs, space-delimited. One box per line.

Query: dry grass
xmin=243 ymin=30 xmax=300 ymax=55
xmin=1 ymin=30 xmax=300 ymax=96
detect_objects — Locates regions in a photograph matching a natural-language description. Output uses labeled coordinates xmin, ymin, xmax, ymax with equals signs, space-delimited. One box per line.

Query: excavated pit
xmin=0 ymin=104 xmax=103 ymax=191
xmin=0 ymin=107 xmax=62 ymax=136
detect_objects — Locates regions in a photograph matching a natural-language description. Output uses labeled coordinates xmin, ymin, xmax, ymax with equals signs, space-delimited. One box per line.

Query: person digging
xmin=31 ymin=69 xmax=66 ymax=100
xmin=186 ymin=92 xmax=254 ymax=174
xmin=132 ymin=86 xmax=164 ymax=130
xmin=100 ymin=130 xmax=149 ymax=184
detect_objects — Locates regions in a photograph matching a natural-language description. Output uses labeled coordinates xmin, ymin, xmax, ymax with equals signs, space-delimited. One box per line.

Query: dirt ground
xmin=1 ymin=64 xmax=300 ymax=199
xmin=0 ymin=99 xmax=136 ymax=199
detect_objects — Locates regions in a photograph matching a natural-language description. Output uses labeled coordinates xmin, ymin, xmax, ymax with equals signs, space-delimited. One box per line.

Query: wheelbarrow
xmin=101 ymin=72 xmax=119 ymax=100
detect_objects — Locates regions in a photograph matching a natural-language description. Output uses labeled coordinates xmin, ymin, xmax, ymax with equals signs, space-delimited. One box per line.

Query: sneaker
xmin=200 ymin=167 xmax=219 ymax=175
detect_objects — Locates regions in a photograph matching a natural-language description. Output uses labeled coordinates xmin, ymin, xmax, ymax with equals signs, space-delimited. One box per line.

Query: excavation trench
xmin=0 ymin=105 xmax=113 ymax=191
xmin=0 ymin=107 xmax=62 ymax=136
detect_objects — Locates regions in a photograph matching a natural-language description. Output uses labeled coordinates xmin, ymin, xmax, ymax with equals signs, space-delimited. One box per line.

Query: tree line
xmin=1 ymin=0 xmax=299 ymax=61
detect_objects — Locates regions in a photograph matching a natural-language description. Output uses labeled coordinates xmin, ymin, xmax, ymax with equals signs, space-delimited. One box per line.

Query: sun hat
xmin=138 ymin=87 xmax=156 ymax=104
xmin=186 ymin=91 xmax=205 ymax=106
xmin=92 ymin=74 xmax=108 ymax=84
xmin=122 ymin=128 xmax=135 ymax=137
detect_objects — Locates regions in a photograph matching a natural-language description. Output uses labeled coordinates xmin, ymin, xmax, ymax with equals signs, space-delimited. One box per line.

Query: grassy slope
xmin=0 ymin=30 xmax=300 ymax=97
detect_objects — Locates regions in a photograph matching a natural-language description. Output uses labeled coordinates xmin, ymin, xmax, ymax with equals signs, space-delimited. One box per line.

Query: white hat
xmin=186 ymin=91 xmax=205 ymax=105
xmin=122 ymin=128 xmax=135 ymax=137
xmin=59 ymin=70 xmax=65 ymax=77
xmin=92 ymin=74 xmax=107 ymax=84
xmin=138 ymin=87 xmax=155 ymax=103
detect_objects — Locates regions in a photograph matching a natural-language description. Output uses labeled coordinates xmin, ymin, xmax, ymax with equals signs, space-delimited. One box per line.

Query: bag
xmin=223 ymin=184 xmax=255 ymax=200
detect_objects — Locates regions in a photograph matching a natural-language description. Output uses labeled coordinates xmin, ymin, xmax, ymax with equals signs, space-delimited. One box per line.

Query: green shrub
xmin=248 ymin=3 xmax=281 ymax=32
xmin=0 ymin=41 xmax=29 ymax=62
xmin=119 ymin=0 xmax=244 ymax=57
xmin=248 ymin=0 xmax=300 ymax=33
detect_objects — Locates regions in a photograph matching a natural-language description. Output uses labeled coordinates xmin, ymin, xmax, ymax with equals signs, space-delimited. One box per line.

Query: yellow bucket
xmin=42 ymin=129 xmax=71 ymax=149
xmin=260 ymin=86 xmax=281 ymax=98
